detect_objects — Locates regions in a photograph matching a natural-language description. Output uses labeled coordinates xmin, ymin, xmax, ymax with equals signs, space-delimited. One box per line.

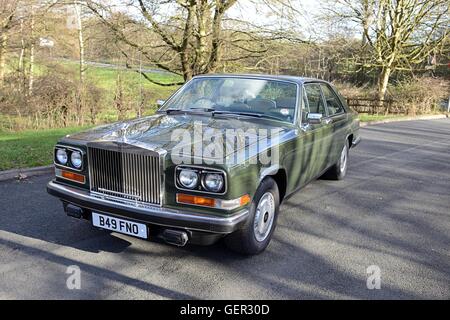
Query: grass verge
xmin=0 ymin=126 xmax=90 ymax=171
xmin=358 ymin=113 xmax=447 ymax=122
xmin=358 ymin=114 xmax=411 ymax=122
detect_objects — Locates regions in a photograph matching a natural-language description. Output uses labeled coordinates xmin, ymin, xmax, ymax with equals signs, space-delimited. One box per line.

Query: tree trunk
xmin=205 ymin=8 xmax=223 ymax=73
xmin=180 ymin=52 xmax=193 ymax=81
xmin=0 ymin=32 xmax=7 ymax=85
xmin=377 ymin=66 xmax=391 ymax=113
xmin=18 ymin=18 xmax=25 ymax=91
xmin=28 ymin=45 xmax=34 ymax=95
xmin=206 ymin=0 xmax=237 ymax=73
xmin=18 ymin=19 xmax=25 ymax=70
xmin=28 ymin=10 xmax=35 ymax=96
xmin=74 ymin=2 xmax=85 ymax=86
xmin=195 ymin=0 xmax=208 ymax=74
xmin=179 ymin=1 xmax=195 ymax=81
xmin=74 ymin=2 xmax=85 ymax=125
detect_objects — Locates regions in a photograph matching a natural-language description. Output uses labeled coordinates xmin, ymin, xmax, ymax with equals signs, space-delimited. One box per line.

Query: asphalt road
xmin=1 ymin=119 xmax=449 ymax=299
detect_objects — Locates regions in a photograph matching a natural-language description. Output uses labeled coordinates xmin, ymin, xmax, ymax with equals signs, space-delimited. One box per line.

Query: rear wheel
xmin=325 ymin=140 xmax=349 ymax=180
xmin=224 ymin=177 xmax=279 ymax=255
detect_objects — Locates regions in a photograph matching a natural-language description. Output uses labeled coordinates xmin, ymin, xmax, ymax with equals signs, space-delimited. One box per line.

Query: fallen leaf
xmin=17 ymin=173 xmax=28 ymax=180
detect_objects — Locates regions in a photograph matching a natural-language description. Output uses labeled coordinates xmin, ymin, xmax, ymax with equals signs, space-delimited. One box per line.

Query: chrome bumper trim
xmin=47 ymin=181 xmax=249 ymax=234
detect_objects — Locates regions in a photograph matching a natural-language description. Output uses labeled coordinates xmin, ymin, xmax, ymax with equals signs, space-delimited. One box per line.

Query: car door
xmin=283 ymin=87 xmax=314 ymax=192
xmin=320 ymin=83 xmax=348 ymax=167
xmin=301 ymin=83 xmax=333 ymax=181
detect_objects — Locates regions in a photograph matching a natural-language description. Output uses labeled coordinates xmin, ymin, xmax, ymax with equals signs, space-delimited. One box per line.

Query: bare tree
xmin=324 ymin=0 xmax=449 ymax=101
xmin=86 ymin=0 xmax=243 ymax=84
xmin=86 ymin=0 xmax=302 ymax=85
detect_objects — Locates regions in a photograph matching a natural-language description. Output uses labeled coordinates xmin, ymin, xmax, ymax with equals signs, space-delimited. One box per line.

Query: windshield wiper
xmin=162 ymin=107 xmax=216 ymax=114
xmin=163 ymin=108 xmax=283 ymax=121
xmin=188 ymin=107 xmax=216 ymax=112
xmin=161 ymin=108 xmax=185 ymax=114
xmin=212 ymin=111 xmax=282 ymax=122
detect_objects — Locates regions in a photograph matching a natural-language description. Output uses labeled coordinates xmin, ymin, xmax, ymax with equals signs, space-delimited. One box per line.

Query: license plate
xmin=92 ymin=212 xmax=148 ymax=239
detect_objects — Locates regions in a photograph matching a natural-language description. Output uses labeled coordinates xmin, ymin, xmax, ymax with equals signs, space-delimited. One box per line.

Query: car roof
xmin=192 ymin=73 xmax=329 ymax=85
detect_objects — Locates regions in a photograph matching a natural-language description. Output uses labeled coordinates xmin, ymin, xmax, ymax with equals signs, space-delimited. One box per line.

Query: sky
xmin=105 ymin=0 xmax=357 ymax=41
xmin=110 ymin=1 xmax=318 ymax=28
xmin=227 ymin=0 xmax=320 ymax=38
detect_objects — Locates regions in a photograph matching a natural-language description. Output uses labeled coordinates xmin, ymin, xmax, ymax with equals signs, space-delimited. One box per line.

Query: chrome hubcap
xmin=340 ymin=145 xmax=348 ymax=173
xmin=254 ymin=192 xmax=275 ymax=242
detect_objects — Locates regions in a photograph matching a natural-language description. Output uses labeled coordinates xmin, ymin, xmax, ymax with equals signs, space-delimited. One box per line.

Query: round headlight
xmin=203 ymin=173 xmax=224 ymax=192
xmin=56 ymin=149 xmax=68 ymax=165
xmin=70 ymin=151 xmax=83 ymax=169
xmin=179 ymin=170 xmax=199 ymax=189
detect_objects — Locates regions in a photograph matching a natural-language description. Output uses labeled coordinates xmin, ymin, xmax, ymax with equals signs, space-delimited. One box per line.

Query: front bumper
xmin=47 ymin=181 xmax=249 ymax=234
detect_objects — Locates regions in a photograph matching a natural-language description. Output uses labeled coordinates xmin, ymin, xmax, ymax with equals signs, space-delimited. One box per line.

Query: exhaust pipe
xmin=160 ymin=229 xmax=189 ymax=247
xmin=65 ymin=203 xmax=84 ymax=219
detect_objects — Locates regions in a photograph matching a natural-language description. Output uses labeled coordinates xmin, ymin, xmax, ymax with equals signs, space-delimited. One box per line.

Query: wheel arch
xmin=259 ymin=165 xmax=287 ymax=203
xmin=346 ymin=133 xmax=354 ymax=148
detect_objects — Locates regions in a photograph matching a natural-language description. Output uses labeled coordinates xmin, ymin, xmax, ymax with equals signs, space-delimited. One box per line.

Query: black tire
xmin=224 ymin=177 xmax=280 ymax=255
xmin=324 ymin=140 xmax=349 ymax=180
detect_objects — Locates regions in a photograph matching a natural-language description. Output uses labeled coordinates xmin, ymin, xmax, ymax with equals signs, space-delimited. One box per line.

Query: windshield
xmin=161 ymin=77 xmax=298 ymax=123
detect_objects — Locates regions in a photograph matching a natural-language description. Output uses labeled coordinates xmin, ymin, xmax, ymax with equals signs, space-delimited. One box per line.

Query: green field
xmin=2 ymin=59 xmax=182 ymax=127
xmin=8 ymin=58 xmax=182 ymax=95
xmin=69 ymin=62 xmax=182 ymax=122
xmin=62 ymin=60 xmax=181 ymax=93
xmin=0 ymin=127 xmax=91 ymax=171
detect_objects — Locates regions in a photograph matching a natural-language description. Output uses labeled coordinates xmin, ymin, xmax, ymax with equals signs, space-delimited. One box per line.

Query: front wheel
xmin=224 ymin=177 xmax=280 ymax=255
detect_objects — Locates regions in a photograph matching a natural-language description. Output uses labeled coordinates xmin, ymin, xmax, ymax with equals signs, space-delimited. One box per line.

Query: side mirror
xmin=307 ymin=113 xmax=323 ymax=124
xmin=156 ymin=99 xmax=166 ymax=107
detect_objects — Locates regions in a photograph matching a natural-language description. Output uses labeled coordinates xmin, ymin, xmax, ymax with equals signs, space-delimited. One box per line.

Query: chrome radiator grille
xmin=88 ymin=146 xmax=161 ymax=205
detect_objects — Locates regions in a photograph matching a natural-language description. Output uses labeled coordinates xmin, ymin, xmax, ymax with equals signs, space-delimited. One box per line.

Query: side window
xmin=304 ymin=84 xmax=326 ymax=116
xmin=321 ymin=84 xmax=345 ymax=116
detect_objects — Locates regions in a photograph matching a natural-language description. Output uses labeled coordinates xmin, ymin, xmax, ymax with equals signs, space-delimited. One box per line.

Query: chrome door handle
xmin=323 ymin=118 xmax=333 ymax=125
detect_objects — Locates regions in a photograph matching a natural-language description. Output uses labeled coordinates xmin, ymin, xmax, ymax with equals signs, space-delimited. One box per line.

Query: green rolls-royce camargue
xmin=47 ymin=74 xmax=361 ymax=255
